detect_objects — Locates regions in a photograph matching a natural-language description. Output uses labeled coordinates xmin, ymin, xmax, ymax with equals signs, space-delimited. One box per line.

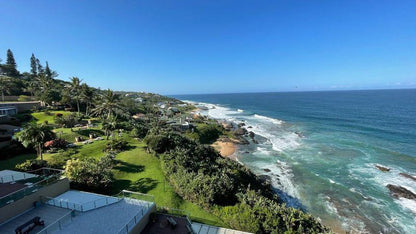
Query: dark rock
xmin=258 ymin=175 xmax=272 ymax=183
xmin=399 ymin=173 xmax=416 ymax=181
xmin=375 ymin=164 xmax=390 ymax=172
xmin=238 ymin=122 xmax=246 ymax=127
xmin=248 ymin=131 xmax=255 ymax=138
xmin=386 ymin=184 xmax=416 ymax=200
xmin=263 ymin=168 xmax=271 ymax=172
xmin=234 ymin=127 xmax=247 ymax=136
xmin=247 ymin=126 xmax=252 ymax=128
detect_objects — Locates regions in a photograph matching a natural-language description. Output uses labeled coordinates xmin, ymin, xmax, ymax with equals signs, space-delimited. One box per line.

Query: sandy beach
xmin=212 ymin=140 xmax=237 ymax=160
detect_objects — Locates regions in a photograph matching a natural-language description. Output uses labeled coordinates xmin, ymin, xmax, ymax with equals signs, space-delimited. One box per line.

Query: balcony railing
xmin=36 ymin=210 xmax=74 ymax=234
xmin=0 ymin=172 xmax=63 ymax=208
xmin=41 ymin=195 xmax=121 ymax=212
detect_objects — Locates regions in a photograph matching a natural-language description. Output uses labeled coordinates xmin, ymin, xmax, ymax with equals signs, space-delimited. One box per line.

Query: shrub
xmin=48 ymin=149 xmax=76 ymax=169
xmin=56 ymin=113 xmax=63 ymax=117
xmin=65 ymin=154 xmax=114 ymax=193
xmin=54 ymin=114 xmax=77 ymax=127
xmin=105 ymin=139 xmax=129 ymax=152
xmin=15 ymin=159 xmax=48 ymax=171
xmin=44 ymin=139 xmax=68 ymax=150
xmin=18 ymin=95 xmax=31 ymax=102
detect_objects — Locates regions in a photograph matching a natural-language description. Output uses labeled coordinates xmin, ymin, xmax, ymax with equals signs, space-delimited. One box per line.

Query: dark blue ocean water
xmin=173 ymin=89 xmax=416 ymax=233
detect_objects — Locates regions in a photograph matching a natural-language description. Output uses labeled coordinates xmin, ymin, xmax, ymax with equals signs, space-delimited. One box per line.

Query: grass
xmin=0 ymin=153 xmax=36 ymax=170
xmin=31 ymin=111 xmax=72 ymax=124
xmin=111 ymin=140 xmax=226 ymax=226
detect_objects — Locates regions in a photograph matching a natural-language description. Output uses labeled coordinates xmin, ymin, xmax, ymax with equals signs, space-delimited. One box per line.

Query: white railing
xmin=42 ymin=196 xmax=121 ymax=212
xmin=117 ymin=203 xmax=155 ymax=234
xmin=36 ymin=210 xmax=74 ymax=234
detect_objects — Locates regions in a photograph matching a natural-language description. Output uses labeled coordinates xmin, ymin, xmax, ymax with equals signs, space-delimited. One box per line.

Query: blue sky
xmin=1 ymin=0 xmax=415 ymax=94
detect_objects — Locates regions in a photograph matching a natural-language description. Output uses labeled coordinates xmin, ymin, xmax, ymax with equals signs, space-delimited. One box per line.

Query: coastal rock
xmin=399 ymin=173 xmax=416 ymax=181
xmin=386 ymin=184 xmax=416 ymax=200
xmin=238 ymin=122 xmax=246 ymax=127
xmin=375 ymin=164 xmax=390 ymax=172
xmin=248 ymin=131 xmax=255 ymax=138
xmin=263 ymin=168 xmax=271 ymax=172
xmin=234 ymin=127 xmax=247 ymax=136
xmin=247 ymin=126 xmax=252 ymax=128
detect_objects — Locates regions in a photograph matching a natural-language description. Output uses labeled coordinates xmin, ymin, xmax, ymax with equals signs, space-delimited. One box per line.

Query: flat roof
xmin=0 ymin=170 xmax=38 ymax=183
xmin=0 ymin=182 xmax=26 ymax=197
xmin=0 ymin=107 xmax=16 ymax=110
xmin=0 ymin=205 xmax=71 ymax=233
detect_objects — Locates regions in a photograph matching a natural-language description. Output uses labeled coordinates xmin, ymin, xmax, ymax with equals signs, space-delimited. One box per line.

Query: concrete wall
xmin=0 ymin=101 xmax=41 ymax=112
xmin=0 ymin=178 xmax=70 ymax=224
xmin=130 ymin=203 xmax=157 ymax=234
xmin=1 ymin=96 xmax=35 ymax=102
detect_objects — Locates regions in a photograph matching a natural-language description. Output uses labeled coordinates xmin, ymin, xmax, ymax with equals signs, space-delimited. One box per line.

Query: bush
xmin=130 ymin=124 xmax=149 ymax=139
xmin=54 ymin=114 xmax=78 ymax=127
xmin=48 ymin=149 xmax=76 ymax=169
xmin=65 ymin=154 xmax=115 ymax=193
xmin=44 ymin=139 xmax=69 ymax=150
xmin=15 ymin=159 xmax=48 ymax=171
xmin=18 ymin=95 xmax=31 ymax=102
xmin=218 ymin=190 xmax=330 ymax=234
xmin=105 ymin=139 xmax=129 ymax=152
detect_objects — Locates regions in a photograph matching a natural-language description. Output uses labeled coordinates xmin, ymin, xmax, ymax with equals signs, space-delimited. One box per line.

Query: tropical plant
xmin=69 ymin=77 xmax=82 ymax=113
xmin=102 ymin=116 xmax=118 ymax=140
xmin=91 ymin=89 xmax=126 ymax=119
xmin=15 ymin=122 xmax=55 ymax=160
xmin=0 ymin=75 xmax=12 ymax=102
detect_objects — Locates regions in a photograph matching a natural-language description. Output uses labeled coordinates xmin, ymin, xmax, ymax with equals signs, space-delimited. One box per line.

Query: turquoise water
xmin=173 ymin=89 xmax=416 ymax=233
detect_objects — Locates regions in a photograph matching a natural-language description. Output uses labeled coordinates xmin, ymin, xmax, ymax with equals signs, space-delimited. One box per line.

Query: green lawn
xmin=31 ymin=111 xmax=72 ymax=124
xmin=0 ymin=153 xmax=36 ymax=170
xmin=112 ymin=140 xmax=226 ymax=226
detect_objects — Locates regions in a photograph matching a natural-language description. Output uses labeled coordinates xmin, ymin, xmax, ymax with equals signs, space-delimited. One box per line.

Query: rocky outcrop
xmin=234 ymin=127 xmax=247 ymax=136
xmin=386 ymin=184 xmax=416 ymax=200
xmin=375 ymin=164 xmax=390 ymax=172
xmin=399 ymin=173 xmax=416 ymax=181
xmin=263 ymin=168 xmax=271 ymax=172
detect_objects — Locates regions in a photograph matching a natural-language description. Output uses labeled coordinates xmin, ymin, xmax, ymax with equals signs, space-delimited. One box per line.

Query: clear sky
xmin=1 ymin=0 xmax=415 ymax=94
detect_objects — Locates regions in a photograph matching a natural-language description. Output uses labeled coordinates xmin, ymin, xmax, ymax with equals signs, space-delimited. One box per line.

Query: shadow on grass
xmin=77 ymin=129 xmax=104 ymax=137
xmin=114 ymin=161 xmax=145 ymax=173
xmin=112 ymin=179 xmax=132 ymax=194
xmin=129 ymin=177 xmax=159 ymax=193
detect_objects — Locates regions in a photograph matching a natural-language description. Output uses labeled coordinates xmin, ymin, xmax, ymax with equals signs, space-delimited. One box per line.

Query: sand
xmin=212 ymin=141 xmax=237 ymax=160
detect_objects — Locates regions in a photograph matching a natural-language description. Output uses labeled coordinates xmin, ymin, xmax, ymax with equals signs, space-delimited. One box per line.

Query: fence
xmin=118 ymin=190 xmax=155 ymax=203
xmin=37 ymin=210 xmax=74 ymax=234
xmin=0 ymin=173 xmax=62 ymax=208
xmin=117 ymin=203 xmax=155 ymax=234
xmin=42 ymin=195 xmax=120 ymax=212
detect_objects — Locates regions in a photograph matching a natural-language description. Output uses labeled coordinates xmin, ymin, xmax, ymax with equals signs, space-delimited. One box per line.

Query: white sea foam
xmin=237 ymin=109 xmax=244 ymax=112
xmin=253 ymin=114 xmax=284 ymax=125
xmin=396 ymin=198 xmax=416 ymax=214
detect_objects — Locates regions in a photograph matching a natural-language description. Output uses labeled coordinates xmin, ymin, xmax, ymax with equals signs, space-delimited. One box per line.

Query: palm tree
xmin=15 ymin=122 xmax=55 ymax=160
xmin=102 ymin=117 xmax=118 ymax=140
xmin=91 ymin=89 xmax=126 ymax=119
xmin=69 ymin=77 xmax=82 ymax=113
xmin=80 ymin=83 xmax=94 ymax=116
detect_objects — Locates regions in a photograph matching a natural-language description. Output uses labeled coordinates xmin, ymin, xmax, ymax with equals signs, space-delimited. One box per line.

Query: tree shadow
xmin=77 ymin=129 xmax=104 ymax=137
xmin=114 ymin=161 xmax=145 ymax=173
xmin=129 ymin=177 xmax=159 ymax=193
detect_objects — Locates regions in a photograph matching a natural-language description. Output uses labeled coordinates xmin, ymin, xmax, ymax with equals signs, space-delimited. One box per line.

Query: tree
xmin=15 ymin=122 xmax=55 ymax=160
xmin=65 ymin=154 xmax=115 ymax=192
xmin=102 ymin=116 xmax=118 ymax=139
xmin=69 ymin=77 xmax=82 ymax=113
xmin=0 ymin=75 xmax=12 ymax=101
xmin=5 ymin=49 xmax=19 ymax=77
xmin=30 ymin=53 xmax=37 ymax=76
xmin=91 ymin=89 xmax=126 ymax=119
xmin=81 ymin=83 xmax=94 ymax=115
xmin=36 ymin=58 xmax=43 ymax=74
xmin=44 ymin=61 xmax=58 ymax=79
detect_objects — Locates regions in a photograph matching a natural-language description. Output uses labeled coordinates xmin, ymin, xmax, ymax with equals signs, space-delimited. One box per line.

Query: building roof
xmin=0 ymin=170 xmax=38 ymax=183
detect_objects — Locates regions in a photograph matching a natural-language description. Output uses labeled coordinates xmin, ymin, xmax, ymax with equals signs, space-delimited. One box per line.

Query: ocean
xmin=173 ymin=89 xmax=416 ymax=233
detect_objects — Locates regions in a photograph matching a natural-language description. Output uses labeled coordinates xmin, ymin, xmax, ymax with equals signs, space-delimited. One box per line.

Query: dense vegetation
xmin=1 ymin=49 xmax=330 ymax=233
